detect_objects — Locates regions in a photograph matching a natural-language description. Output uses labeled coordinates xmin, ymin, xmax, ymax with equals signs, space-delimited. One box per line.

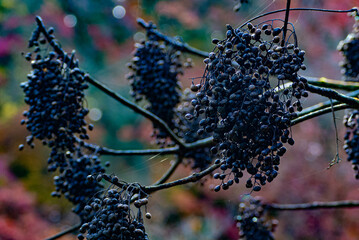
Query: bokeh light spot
xmin=63 ymin=14 xmax=77 ymax=28
xmin=89 ymin=108 xmax=102 ymax=121
xmin=133 ymin=32 xmax=146 ymax=42
xmin=113 ymin=5 xmax=126 ymax=19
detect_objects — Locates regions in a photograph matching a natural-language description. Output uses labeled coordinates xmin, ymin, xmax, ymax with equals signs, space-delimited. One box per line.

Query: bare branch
xmin=82 ymin=141 xmax=179 ymax=156
xmin=153 ymin=156 xmax=183 ymax=185
xmin=291 ymin=103 xmax=349 ymax=125
xmin=281 ymin=0 xmax=291 ymax=47
xmin=306 ymin=77 xmax=359 ymax=91
xmin=306 ymin=83 xmax=359 ymax=109
xmin=266 ymin=200 xmax=359 ymax=211
xmin=137 ymin=18 xmax=209 ymax=58
xmin=45 ymin=223 xmax=81 ymax=240
xmin=83 ymin=75 xmax=186 ymax=148
xmin=144 ymin=161 xmax=222 ymax=193
xmin=185 ymin=136 xmax=214 ymax=150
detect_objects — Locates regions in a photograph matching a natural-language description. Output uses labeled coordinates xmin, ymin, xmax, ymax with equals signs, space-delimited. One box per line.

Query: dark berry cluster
xmin=337 ymin=19 xmax=359 ymax=81
xmin=173 ymin=89 xmax=213 ymax=171
xmin=127 ymin=24 xmax=192 ymax=144
xmin=343 ymin=110 xmax=359 ymax=179
xmin=237 ymin=197 xmax=278 ymax=240
xmin=51 ymin=146 xmax=105 ymax=220
xmin=21 ymin=22 xmax=106 ymax=219
xmin=78 ymin=187 xmax=150 ymax=240
xmin=20 ymin=28 xmax=90 ymax=159
xmin=192 ymin=21 xmax=308 ymax=191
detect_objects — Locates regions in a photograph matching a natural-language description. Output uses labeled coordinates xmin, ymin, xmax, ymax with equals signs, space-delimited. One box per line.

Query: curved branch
xmin=153 ymin=156 xmax=183 ymax=185
xmin=266 ymin=200 xmax=359 ymax=211
xmin=239 ymin=7 xmax=358 ymax=28
xmin=83 ymin=75 xmax=186 ymax=148
xmin=291 ymin=103 xmax=349 ymax=125
xmin=137 ymin=18 xmax=209 ymax=58
xmin=144 ymin=161 xmax=222 ymax=193
xmin=35 ymin=17 xmax=65 ymax=56
xmin=82 ymin=141 xmax=179 ymax=156
xmin=306 ymin=77 xmax=359 ymax=91
xmin=306 ymin=84 xmax=359 ymax=109
xmin=45 ymin=223 xmax=81 ymax=240
xmin=295 ymin=89 xmax=359 ymax=119
xmin=186 ymin=136 xmax=214 ymax=150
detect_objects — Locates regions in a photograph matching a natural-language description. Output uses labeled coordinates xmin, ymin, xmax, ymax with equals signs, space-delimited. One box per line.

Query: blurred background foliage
xmin=1 ymin=0 xmax=359 ymax=239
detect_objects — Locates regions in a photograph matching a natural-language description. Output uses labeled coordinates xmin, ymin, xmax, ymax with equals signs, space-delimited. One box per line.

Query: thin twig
xmin=137 ymin=18 xmax=209 ymax=58
xmin=273 ymin=77 xmax=359 ymax=95
xmin=82 ymin=141 xmax=180 ymax=156
xmin=328 ymin=98 xmax=341 ymax=168
xmin=185 ymin=136 xmax=214 ymax=150
xmin=45 ymin=223 xmax=81 ymax=240
xmin=101 ymin=160 xmax=221 ymax=194
xmin=153 ymin=156 xmax=183 ymax=185
xmin=266 ymin=200 xmax=359 ymax=211
xmin=281 ymin=0 xmax=291 ymax=47
xmin=144 ymin=161 xmax=222 ymax=193
xmin=306 ymin=83 xmax=359 ymax=109
xmin=102 ymin=174 xmax=127 ymax=189
xmin=239 ymin=7 xmax=358 ymax=28
xmin=291 ymin=103 xmax=349 ymax=125
xmin=295 ymin=88 xmax=359 ymax=118
xmin=306 ymin=77 xmax=359 ymax=91
xmin=83 ymin=74 xmax=186 ymax=148
xmin=35 ymin=16 xmax=69 ymax=62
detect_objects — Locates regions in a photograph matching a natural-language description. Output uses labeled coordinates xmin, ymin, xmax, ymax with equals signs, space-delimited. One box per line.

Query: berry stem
xmin=35 ymin=16 xmax=70 ymax=62
xmin=266 ymin=200 xmax=359 ymax=211
xmin=281 ymin=0 xmax=291 ymax=47
xmin=137 ymin=18 xmax=209 ymax=58
xmin=45 ymin=223 xmax=82 ymax=240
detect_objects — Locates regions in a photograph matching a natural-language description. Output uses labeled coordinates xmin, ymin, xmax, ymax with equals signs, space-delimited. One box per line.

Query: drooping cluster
xmin=51 ymin=146 xmax=105 ymax=220
xmin=21 ymin=20 xmax=106 ymax=219
xmin=237 ymin=197 xmax=278 ymax=240
xmin=173 ymin=89 xmax=213 ymax=171
xmin=127 ymin=24 xmax=192 ymax=143
xmin=337 ymin=18 xmax=359 ymax=81
xmin=78 ymin=187 xmax=150 ymax=240
xmin=339 ymin=17 xmax=359 ymax=180
xmin=343 ymin=110 xmax=359 ymax=179
xmin=20 ymin=26 xmax=90 ymax=160
xmin=192 ymin=21 xmax=308 ymax=191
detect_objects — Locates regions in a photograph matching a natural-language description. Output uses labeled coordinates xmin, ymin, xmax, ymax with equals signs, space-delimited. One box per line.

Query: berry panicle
xmin=192 ymin=20 xmax=308 ymax=192
xmin=127 ymin=22 xmax=192 ymax=145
